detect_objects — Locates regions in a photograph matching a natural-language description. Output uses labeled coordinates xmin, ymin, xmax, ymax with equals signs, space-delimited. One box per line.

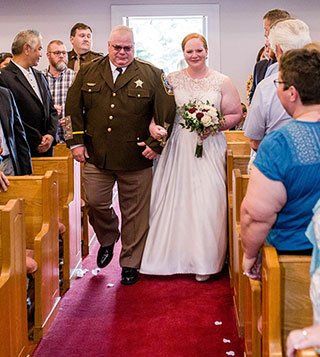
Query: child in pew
xmin=241 ymin=48 xmax=320 ymax=279
xmin=286 ymin=198 xmax=320 ymax=356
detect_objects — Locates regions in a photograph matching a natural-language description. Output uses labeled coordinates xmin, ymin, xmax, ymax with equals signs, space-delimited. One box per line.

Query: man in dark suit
xmin=0 ymin=86 xmax=32 ymax=176
xmin=66 ymin=25 xmax=176 ymax=285
xmin=0 ymin=30 xmax=58 ymax=157
xmin=67 ymin=23 xmax=103 ymax=72
xmin=248 ymin=9 xmax=290 ymax=103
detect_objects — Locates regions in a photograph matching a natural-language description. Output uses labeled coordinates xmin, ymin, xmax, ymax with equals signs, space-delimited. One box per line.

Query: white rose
xmin=201 ymin=114 xmax=212 ymax=127
xmin=203 ymin=104 xmax=213 ymax=112
xmin=208 ymin=107 xmax=218 ymax=117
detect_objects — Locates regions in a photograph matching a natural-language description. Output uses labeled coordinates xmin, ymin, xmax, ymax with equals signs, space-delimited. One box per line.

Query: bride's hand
xmin=200 ymin=129 xmax=211 ymax=140
xmin=149 ymin=120 xmax=167 ymax=140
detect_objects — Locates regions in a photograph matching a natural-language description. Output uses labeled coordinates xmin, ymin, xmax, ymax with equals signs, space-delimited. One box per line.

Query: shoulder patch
xmin=161 ymin=73 xmax=174 ymax=96
xmin=136 ymin=57 xmax=156 ymax=67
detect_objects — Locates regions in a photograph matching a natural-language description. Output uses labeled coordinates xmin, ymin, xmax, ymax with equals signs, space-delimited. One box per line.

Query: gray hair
xmin=108 ymin=25 xmax=134 ymax=42
xmin=269 ymin=19 xmax=311 ymax=54
xmin=11 ymin=30 xmax=42 ymax=55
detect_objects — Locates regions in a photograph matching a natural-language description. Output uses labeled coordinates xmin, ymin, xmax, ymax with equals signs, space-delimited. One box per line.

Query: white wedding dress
xmin=140 ymin=69 xmax=227 ymax=275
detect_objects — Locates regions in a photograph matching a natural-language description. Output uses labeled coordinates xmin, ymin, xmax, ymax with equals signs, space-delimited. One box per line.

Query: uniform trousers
xmin=83 ymin=162 xmax=152 ymax=268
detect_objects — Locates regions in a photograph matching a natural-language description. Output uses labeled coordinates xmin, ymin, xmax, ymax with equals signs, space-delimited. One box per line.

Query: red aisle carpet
xmin=33 ymin=242 xmax=243 ymax=357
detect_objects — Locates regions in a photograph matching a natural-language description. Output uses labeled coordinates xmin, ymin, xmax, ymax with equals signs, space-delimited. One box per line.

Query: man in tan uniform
xmin=67 ymin=23 xmax=103 ymax=72
xmin=65 ymin=25 xmax=176 ymax=285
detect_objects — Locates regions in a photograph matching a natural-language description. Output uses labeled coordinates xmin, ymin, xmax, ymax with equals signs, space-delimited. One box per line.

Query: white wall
xmin=1 ymin=0 xmax=320 ymax=101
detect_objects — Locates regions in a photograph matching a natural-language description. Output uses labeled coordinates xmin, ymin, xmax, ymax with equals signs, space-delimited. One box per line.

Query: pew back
xmin=0 ymin=199 xmax=28 ymax=357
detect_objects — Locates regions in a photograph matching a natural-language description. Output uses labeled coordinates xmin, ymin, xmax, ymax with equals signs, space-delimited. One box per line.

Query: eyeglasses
xmin=110 ymin=44 xmax=133 ymax=53
xmin=49 ymin=51 xmax=67 ymax=56
xmin=273 ymin=79 xmax=289 ymax=88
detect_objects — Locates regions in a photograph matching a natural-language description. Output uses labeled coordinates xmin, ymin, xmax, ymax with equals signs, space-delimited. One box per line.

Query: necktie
xmin=74 ymin=55 xmax=81 ymax=72
xmin=115 ymin=67 xmax=123 ymax=82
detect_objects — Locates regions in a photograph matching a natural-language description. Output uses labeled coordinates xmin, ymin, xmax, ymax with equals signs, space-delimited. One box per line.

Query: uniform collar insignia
xmin=134 ymin=79 xmax=144 ymax=88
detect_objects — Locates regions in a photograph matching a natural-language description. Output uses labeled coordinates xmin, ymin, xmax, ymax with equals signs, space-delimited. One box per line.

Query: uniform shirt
xmin=65 ymin=56 xmax=176 ymax=171
xmin=254 ymin=120 xmax=320 ymax=251
xmin=43 ymin=67 xmax=76 ymax=142
xmin=244 ymin=71 xmax=292 ymax=140
xmin=67 ymin=49 xmax=103 ymax=71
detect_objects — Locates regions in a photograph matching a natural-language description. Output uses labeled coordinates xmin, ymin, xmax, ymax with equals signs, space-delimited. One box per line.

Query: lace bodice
xmin=167 ymin=69 xmax=226 ymax=110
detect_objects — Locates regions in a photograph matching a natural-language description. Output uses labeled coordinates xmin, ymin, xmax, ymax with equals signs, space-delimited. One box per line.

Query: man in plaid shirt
xmin=43 ymin=40 xmax=76 ymax=142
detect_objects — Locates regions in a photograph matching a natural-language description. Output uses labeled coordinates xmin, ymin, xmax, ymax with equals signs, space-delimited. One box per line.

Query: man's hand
xmin=137 ymin=142 xmax=159 ymax=160
xmin=71 ymin=146 xmax=89 ymax=163
xmin=59 ymin=117 xmax=66 ymax=128
xmin=54 ymin=104 xmax=62 ymax=117
xmin=0 ymin=171 xmax=9 ymax=192
xmin=37 ymin=134 xmax=54 ymax=153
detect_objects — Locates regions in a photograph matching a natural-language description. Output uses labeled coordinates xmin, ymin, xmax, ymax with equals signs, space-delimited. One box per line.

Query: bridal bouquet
xmin=179 ymin=100 xmax=224 ymax=158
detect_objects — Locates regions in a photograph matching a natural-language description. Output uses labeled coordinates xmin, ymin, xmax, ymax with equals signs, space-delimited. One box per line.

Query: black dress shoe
xmin=121 ymin=267 xmax=139 ymax=285
xmin=96 ymin=243 xmax=115 ymax=268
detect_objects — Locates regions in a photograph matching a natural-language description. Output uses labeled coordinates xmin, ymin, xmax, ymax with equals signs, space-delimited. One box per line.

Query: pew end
xmin=53 ymin=144 xmax=96 ymax=257
xmin=224 ymin=130 xmax=250 ymax=143
xmin=32 ymin=153 xmax=82 ymax=294
xmin=0 ymin=199 xmax=29 ymax=357
xmin=232 ymin=168 xmax=249 ymax=336
xmin=262 ymin=246 xmax=313 ymax=356
xmin=0 ymin=171 xmax=61 ymax=341
xmin=226 ymin=150 xmax=250 ymax=287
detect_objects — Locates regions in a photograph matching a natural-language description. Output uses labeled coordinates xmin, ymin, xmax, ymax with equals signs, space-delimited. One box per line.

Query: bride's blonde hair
xmin=181 ymin=33 xmax=208 ymax=51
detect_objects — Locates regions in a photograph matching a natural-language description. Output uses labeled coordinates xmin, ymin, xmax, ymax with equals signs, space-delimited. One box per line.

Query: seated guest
xmin=0 ymin=30 xmax=58 ymax=157
xmin=67 ymin=22 xmax=103 ymax=72
xmin=0 ymin=86 xmax=32 ymax=176
xmin=241 ymin=48 xmax=320 ymax=278
xmin=286 ymin=198 xmax=320 ymax=357
xmin=0 ymin=52 xmax=13 ymax=68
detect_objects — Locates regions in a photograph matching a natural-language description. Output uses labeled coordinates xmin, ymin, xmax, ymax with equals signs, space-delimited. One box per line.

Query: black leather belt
xmin=1 ymin=154 xmax=10 ymax=160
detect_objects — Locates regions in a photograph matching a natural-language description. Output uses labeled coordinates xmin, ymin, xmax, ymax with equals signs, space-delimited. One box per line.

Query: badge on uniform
xmin=134 ymin=79 xmax=144 ymax=88
xmin=161 ymin=73 xmax=174 ymax=96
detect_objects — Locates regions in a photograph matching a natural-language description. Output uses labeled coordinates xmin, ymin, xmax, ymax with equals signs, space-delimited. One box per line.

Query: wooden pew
xmin=224 ymin=130 xmax=250 ymax=143
xmin=53 ymin=144 xmax=95 ymax=257
xmin=262 ymin=246 xmax=313 ymax=356
xmin=32 ymin=153 xmax=82 ymax=293
xmin=226 ymin=149 xmax=250 ymax=287
xmin=297 ymin=349 xmax=318 ymax=356
xmin=232 ymin=168 xmax=249 ymax=336
xmin=227 ymin=141 xmax=251 ymax=155
xmin=0 ymin=171 xmax=60 ymax=341
xmin=0 ymin=199 xmax=29 ymax=357
xmin=244 ymin=277 xmax=262 ymax=357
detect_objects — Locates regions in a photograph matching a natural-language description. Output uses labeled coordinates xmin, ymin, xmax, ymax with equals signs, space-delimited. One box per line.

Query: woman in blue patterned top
xmin=241 ymin=47 xmax=320 ymax=278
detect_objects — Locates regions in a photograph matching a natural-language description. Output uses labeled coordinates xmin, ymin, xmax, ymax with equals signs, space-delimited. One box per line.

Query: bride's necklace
xmin=186 ymin=67 xmax=208 ymax=79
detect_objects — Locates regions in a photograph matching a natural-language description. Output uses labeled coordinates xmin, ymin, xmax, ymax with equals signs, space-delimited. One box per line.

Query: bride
xmin=140 ymin=33 xmax=242 ymax=281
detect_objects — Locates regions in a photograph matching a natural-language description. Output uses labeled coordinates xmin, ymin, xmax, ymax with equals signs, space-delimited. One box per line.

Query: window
xmin=111 ymin=4 xmax=220 ymax=74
